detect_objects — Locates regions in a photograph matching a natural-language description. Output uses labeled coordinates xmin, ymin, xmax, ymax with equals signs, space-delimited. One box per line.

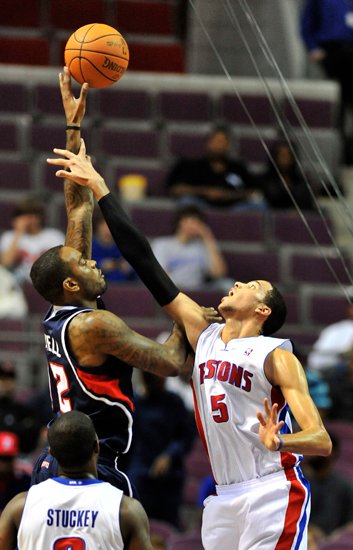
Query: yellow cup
xmin=118 ymin=174 xmax=147 ymax=201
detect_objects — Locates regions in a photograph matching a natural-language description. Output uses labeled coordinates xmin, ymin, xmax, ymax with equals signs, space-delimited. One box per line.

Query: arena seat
xmin=100 ymin=126 xmax=160 ymax=159
xmin=0 ymin=159 xmax=32 ymax=191
xmin=127 ymin=42 xmax=185 ymax=73
xmin=0 ymin=0 xmax=41 ymax=28
xmin=0 ymin=83 xmax=28 ymax=114
xmin=307 ymin=294 xmax=348 ymax=326
xmin=166 ymin=129 xmax=209 ymax=159
xmin=23 ymin=282 xmax=48 ymax=316
xmin=103 ymin=284 xmax=156 ymax=318
xmin=48 ymin=0 xmax=105 ymax=31
xmin=108 ymin=163 xmax=168 ymax=197
xmin=283 ymin=97 xmax=338 ymax=129
xmin=271 ymin=211 xmax=333 ymax=245
xmin=237 ymin=134 xmax=276 ymax=165
xmin=223 ymin=249 xmax=280 ymax=284
xmin=129 ymin=204 xmax=175 ymax=237
xmin=158 ymin=91 xmax=213 ymax=123
xmin=288 ymin=253 xmax=351 ymax=285
xmin=204 ymin=209 xmax=266 ymax=243
xmin=0 ymin=36 xmax=49 ymax=66
xmin=115 ymin=1 xmax=177 ymax=36
xmin=0 ymin=121 xmax=22 ymax=153
xmin=220 ymin=93 xmax=278 ymax=127
xmin=96 ymin=88 xmax=151 ymax=121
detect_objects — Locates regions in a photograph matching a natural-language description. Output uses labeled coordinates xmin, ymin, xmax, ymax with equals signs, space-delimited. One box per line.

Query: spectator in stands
xmin=0 ymin=361 xmax=41 ymax=455
xmin=127 ymin=371 xmax=194 ymax=529
xmin=300 ymin=0 xmax=353 ymax=164
xmin=0 ymin=196 xmax=64 ymax=285
xmin=257 ymin=140 xmax=316 ymax=210
xmin=327 ymin=346 xmax=353 ymax=421
xmin=92 ymin=210 xmax=136 ymax=283
xmin=151 ymin=205 xmax=230 ymax=291
xmin=307 ymin=290 xmax=353 ymax=375
xmin=0 ymin=431 xmax=31 ymax=512
xmin=303 ymin=432 xmax=353 ymax=536
xmin=0 ymin=265 xmax=28 ymax=319
xmin=166 ymin=126 xmax=264 ymax=209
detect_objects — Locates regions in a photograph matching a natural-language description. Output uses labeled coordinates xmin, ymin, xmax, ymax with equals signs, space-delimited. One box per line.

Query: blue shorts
xmin=31 ymin=450 xmax=136 ymax=497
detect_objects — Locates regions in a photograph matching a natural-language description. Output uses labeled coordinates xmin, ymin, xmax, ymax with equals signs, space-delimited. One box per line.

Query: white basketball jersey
xmin=18 ymin=477 xmax=124 ymax=550
xmin=192 ymin=323 xmax=300 ymax=485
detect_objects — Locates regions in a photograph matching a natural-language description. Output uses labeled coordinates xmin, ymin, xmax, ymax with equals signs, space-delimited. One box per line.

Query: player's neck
xmin=221 ymin=318 xmax=261 ymax=342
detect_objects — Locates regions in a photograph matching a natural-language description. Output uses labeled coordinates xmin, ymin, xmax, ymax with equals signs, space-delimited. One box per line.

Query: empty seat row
xmin=0 ymin=82 xmax=339 ymax=129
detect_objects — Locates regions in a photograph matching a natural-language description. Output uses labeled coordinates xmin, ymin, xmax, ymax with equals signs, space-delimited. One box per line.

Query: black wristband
xmin=66 ymin=125 xmax=80 ymax=130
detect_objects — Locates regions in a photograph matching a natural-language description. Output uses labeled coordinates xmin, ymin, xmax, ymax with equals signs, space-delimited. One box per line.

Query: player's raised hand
xmin=256 ymin=398 xmax=284 ymax=452
xmin=59 ymin=66 xmax=89 ymax=126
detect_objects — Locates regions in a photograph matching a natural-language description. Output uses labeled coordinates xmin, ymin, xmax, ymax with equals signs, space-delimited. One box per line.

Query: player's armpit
xmin=68 ymin=310 xmax=188 ymax=376
xmin=120 ymin=496 xmax=153 ymax=550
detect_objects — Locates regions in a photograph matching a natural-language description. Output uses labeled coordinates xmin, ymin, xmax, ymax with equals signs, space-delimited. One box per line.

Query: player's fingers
xmin=52 ymin=147 xmax=75 ymax=158
xmin=55 ymin=169 xmax=71 ymax=179
xmin=275 ymin=420 xmax=285 ymax=431
xmin=79 ymin=139 xmax=86 ymax=157
xmin=256 ymin=411 xmax=265 ymax=426
xmin=46 ymin=158 xmax=69 ymax=167
xmin=263 ymin=398 xmax=271 ymax=417
xmin=271 ymin=402 xmax=279 ymax=421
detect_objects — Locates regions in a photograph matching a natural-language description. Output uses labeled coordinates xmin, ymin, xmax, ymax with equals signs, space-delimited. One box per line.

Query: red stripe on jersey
xmin=275 ymin=468 xmax=307 ymax=549
xmin=76 ymin=369 xmax=134 ymax=410
xmin=190 ymin=379 xmax=215 ymax=482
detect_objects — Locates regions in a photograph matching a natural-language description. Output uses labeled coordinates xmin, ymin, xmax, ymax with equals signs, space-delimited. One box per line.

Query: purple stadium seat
xmin=96 ymin=88 xmax=151 ymax=121
xmin=100 ymin=127 xmax=160 ymax=159
xmin=284 ymin=98 xmax=337 ymax=129
xmin=158 ymin=91 xmax=212 ymax=122
xmin=0 ymin=199 xmax=21 ymax=231
xmin=220 ymin=93 xmax=277 ymax=126
xmin=167 ymin=130 xmax=208 ymax=159
xmin=103 ymin=284 xmax=156 ymax=318
xmin=308 ymin=294 xmax=348 ymax=325
xmin=127 ymin=42 xmax=185 ymax=73
xmin=0 ymin=36 xmax=49 ymax=66
xmin=1 ymin=0 xmax=40 ymax=27
xmin=204 ymin=209 xmax=265 ymax=243
xmin=282 ymin=292 xmax=300 ymax=324
xmin=0 ymin=320 xmax=27 ymax=352
xmin=115 ymin=1 xmax=177 ymax=36
xmin=33 ymin=84 xmax=94 ymax=119
xmin=129 ymin=205 xmax=175 ymax=237
xmin=0 ymin=83 xmax=27 ymax=113
xmin=237 ymin=135 xmax=276 ymax=165
xmin=23 ymin=282 xmax=48 ymax=316
xmin=128 ymin=322 xmax=171 ymax=341
xmin=223 ymin=250 xmax=280 ymax=284
xmin=187 ymin=289 xmax=223 ymax=309
xmin=111 ymin=164 xmax=168 ymax=197
xmin=48 ymin=0 xmax=105 ymax=30
xmin=289 ymin=254 xmax=351 ymax=284
xmin=0 ymin=121 xmax=21 ymax=152
xmin=272 ymin=211 xmax=333 ymax=245
xmin=30 ymin=122 xmax=92 ymax=154
xmin=0 ymin=160 xmax=32 ymax=191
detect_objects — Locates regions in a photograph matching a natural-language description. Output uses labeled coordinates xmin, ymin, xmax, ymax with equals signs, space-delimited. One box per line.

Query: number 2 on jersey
xmin=49 ymin=362 xmax=72 ymax=413
xmin=211 ymin=394 xmax=229 ymax=423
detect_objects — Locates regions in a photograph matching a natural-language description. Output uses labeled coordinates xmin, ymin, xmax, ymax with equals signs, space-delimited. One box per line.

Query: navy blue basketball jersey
xmin=43 ymin=304 xmax=134 ymax=459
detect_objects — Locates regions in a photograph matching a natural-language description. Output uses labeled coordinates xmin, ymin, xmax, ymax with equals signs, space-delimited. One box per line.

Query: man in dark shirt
xmin=166 ymin=127 xmax=262 ymax=208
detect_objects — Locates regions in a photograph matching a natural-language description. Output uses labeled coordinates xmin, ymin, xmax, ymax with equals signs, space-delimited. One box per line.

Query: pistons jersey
xmin=17 ymin=477 xmax=124 ymax=549
xmin=43 ymin=305 xmax=134 ymax=459
xmin=192 ymin=323 xmax=301 ymax=485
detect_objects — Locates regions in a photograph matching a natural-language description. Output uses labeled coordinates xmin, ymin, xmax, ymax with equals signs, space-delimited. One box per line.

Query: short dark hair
xmin=173 ymin=205 xmax=206 ymax=232
xmin=48 ymin=411 xmax=97 ymax=469
xmin=262 ymin=285 xmax=287 ymax=336
xmin=30 ymin=245 xmax=70 ymax=303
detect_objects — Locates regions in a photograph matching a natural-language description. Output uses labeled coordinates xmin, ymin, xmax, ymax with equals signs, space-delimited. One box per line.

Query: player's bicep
xmin=0 ymin=493 xmax=26 ymax=550
xmin=120 ymin=497 xmax=153 ymax=550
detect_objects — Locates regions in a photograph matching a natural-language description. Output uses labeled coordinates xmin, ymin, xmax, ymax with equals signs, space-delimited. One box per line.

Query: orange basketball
xmin=64 ymin=23 xmax=129 ymax=88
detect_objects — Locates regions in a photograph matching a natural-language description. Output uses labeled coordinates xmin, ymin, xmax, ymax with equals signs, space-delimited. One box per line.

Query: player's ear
xmin=255 ymin=303 xmax=271 ymax=320
xmin=63 ymin=277 xmax=80 ymax=293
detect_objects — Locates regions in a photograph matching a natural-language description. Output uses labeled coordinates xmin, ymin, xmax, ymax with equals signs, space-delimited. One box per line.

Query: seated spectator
xmin=151 ymin=205 xmax=231 ymax=291
xmin=0 ymin=361 xmax=41 ymax=455
xmin=307 ymin=290 xmax=353 ymax=375
xmin=328 ymin=346 xmax=353 ymax=421
xmin=0 ymin=431 xmax=31 ymax=512
xmin=92 ymin=210 xmax=136 ymax=283
xmin=257 ymin=140 xmax=315 ymax=210
xmin=0 ymin=265 xmax=28 ymax=319
xmin=166 ymin=126 xmax=264 ymax=209
xmin=127 ymin=372 xmax=194 ymax=529
xmin=303 ymin=433 xmax=353 ymax=537
xmin=0 ymin=196 xmax=64 ymax=284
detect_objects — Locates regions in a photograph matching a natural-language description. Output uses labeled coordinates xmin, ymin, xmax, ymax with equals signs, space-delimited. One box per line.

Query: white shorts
xmin=201 ymin=468 xmax=310 ymax=550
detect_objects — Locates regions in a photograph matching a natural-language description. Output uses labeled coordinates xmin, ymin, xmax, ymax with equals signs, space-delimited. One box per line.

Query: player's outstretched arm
xmin=59 ymin=67 xmax=94 ymax=257
xmin=120 ymin=496 xmax=153 ymax=550
xmin=260 ymin=348 xmax=332 ymax=456
xmin=47 ymin=142 xmax=214 ymax=349
xmin=0 ymin=492 xmax=26 ymax=550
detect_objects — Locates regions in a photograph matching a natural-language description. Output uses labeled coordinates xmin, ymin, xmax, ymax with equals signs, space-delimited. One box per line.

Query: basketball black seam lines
xmin=74 ymin=24 xmax=96 ymax=86
xmin=65 ymin=49 xmax=128 ymax=62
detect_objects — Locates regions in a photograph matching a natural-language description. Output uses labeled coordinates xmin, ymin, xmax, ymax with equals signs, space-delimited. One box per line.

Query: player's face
xmin=60 ymin=246 xmax=107 ymax=298
xmin=218 ymin=279 xmax=272 ymax=316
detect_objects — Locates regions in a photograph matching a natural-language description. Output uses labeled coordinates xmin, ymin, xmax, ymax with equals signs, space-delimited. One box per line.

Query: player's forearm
xmin=98 ymin=193 xmax=180 ymax=306
xmin=277 ymin=426 xmax=332 ymax=456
